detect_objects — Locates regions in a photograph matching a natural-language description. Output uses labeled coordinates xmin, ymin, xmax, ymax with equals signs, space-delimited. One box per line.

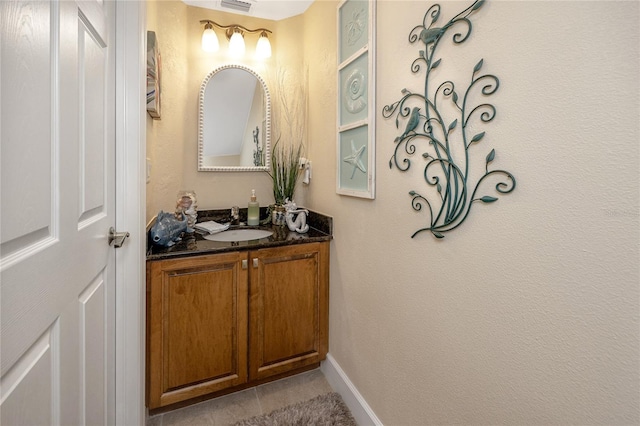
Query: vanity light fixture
xmin=255 ymin=31 xmax=272 ymax=59
xmin=201 ymin=21 xmax=219 ymax=52
xmin=228 ymin=28 xmax=245 ymax=58
xmin=200 ymin=20 xmax=272 ymax=59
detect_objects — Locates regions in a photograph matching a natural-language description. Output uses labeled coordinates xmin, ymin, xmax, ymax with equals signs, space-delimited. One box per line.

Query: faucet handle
xmin=231 ymin=206 xmax=239 ymax=219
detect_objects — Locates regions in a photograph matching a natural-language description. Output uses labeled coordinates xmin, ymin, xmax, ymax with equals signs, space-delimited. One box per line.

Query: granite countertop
xmin=146 ymin=208 xmax=332 ymax=261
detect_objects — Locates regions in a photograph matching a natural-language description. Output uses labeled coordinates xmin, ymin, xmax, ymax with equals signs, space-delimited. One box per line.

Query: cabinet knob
xmin=253 ymin=258 xmax=259 ymax=268
xmin=242 ymin=259 xmax=248 ymax=270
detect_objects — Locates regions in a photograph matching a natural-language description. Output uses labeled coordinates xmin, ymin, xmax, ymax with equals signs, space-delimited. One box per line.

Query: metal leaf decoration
xmin=486 ymin=148 xmax=495 ymax=164
xmin=382 ymin=0 xmax=516 ymax=239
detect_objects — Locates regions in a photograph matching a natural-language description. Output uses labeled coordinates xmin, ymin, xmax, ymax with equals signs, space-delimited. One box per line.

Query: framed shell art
xmin=337 ymin=0 xmax=376 ymax=198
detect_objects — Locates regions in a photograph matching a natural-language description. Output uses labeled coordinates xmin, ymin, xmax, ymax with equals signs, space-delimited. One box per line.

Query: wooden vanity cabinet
xmin=146 ymin=241 xmax=329 ymax=410
xmin=249 ymin=242 xmax=329 ymax=381
xmin=146 ymin=252 xmax=248 ymax=409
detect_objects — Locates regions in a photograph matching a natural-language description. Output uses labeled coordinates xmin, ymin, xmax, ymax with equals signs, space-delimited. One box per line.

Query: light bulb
xmin=255 ymin=32 xmax=272 ymax=59
xmin=201 ymin=24 xmax=219 ymax=52
xmin=228 ymin=30 xmax=245 ymax=58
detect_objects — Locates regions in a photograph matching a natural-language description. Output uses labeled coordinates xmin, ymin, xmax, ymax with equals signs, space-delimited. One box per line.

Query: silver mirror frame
xmin=198 ymin=64 xmax=271 ymax=172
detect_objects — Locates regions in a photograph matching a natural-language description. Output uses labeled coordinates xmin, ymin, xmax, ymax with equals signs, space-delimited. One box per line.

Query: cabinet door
xmin=147 ymin=252 xmax=248 ymax=409
xmin=249 ymin=242 xmax=329 ymax=380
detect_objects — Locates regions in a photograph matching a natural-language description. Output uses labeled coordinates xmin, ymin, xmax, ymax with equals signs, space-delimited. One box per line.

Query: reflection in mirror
xmin=198 ymin=65 xmax=271 ymax=171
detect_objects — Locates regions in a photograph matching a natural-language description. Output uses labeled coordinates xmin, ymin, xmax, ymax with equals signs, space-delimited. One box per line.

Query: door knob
xmin=108 ymin=227 xmax=130 ymax=248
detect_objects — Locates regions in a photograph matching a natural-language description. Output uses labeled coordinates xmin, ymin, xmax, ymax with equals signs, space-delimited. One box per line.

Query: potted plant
xmin=266 ymin=68 xmax=307 ymax=224
xmin=267 ymin=141 xmax=303 ymax=225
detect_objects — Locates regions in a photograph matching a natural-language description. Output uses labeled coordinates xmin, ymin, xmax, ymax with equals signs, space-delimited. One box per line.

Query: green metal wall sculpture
xmin=383 ymin=0 xmax=516 ymax=239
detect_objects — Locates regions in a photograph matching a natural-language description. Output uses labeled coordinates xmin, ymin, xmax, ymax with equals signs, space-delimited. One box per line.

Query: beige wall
xmin=148 ymin=0 xmax=639 ymax=424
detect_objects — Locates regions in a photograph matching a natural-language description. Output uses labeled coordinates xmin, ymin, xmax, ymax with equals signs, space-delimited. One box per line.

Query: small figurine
xmin=175 ymin=190 xmax=197 ymax=231
xmin=283 ymin=199 xmax=309 ymax=234
xmin=150 ymin=211 xmax=188 ymax=247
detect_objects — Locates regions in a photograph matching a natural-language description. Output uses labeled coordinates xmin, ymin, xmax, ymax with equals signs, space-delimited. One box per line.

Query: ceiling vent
xmin=221 ymin=0 xmax=253 ymax=13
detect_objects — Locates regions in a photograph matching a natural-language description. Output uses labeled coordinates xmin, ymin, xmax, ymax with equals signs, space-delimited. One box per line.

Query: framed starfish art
xmin=336 ymin=0 xmax=376 ymax=199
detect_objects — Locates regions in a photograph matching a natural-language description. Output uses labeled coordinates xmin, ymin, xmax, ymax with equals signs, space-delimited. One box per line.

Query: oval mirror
xmin=198 ymin=65 xmax=271 ymax=171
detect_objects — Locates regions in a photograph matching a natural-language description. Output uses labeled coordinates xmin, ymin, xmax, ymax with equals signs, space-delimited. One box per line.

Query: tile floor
xmin=147 ymin=369 xmax=334 ymax=426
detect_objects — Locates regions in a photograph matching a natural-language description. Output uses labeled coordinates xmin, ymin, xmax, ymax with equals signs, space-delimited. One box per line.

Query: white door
xmin=1 ymin=0 xmax=117 ymax=424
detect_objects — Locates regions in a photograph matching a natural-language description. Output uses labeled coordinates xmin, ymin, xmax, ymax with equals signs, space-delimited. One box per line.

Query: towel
xmin=193 ymin=221 xmax=230 ymax=235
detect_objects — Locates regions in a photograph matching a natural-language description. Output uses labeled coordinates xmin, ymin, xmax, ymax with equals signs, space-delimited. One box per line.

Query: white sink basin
xmin=203 ymin=228 xmax=273 ymax=242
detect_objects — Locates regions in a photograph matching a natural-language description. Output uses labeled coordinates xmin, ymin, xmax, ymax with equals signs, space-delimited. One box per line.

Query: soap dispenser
xmin=247 ymin=189 xmax=260 ymax=225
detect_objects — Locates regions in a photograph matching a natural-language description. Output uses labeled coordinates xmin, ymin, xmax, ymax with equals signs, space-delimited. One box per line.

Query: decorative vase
xmin=271 ymin=205 xmax=286 ymax=226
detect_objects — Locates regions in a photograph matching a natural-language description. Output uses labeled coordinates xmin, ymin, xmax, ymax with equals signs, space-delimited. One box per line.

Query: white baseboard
xmin=321 ymin=354 xmax=383 ymax=426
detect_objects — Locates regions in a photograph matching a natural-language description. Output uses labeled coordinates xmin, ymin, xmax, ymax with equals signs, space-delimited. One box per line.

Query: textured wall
xmin=305 ymin=0 xmax=639 ymax=424
xmin=146 ymin=0 xmax=189 ymax=222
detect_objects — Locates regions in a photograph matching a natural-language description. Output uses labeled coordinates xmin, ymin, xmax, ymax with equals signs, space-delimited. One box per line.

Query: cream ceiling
xmin=182 ymin=0 xmax=314 ymax=21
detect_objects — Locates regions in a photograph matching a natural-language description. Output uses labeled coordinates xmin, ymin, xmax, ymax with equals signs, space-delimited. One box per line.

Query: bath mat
xmin=233 ymin=392 xmax=357 ymax=426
